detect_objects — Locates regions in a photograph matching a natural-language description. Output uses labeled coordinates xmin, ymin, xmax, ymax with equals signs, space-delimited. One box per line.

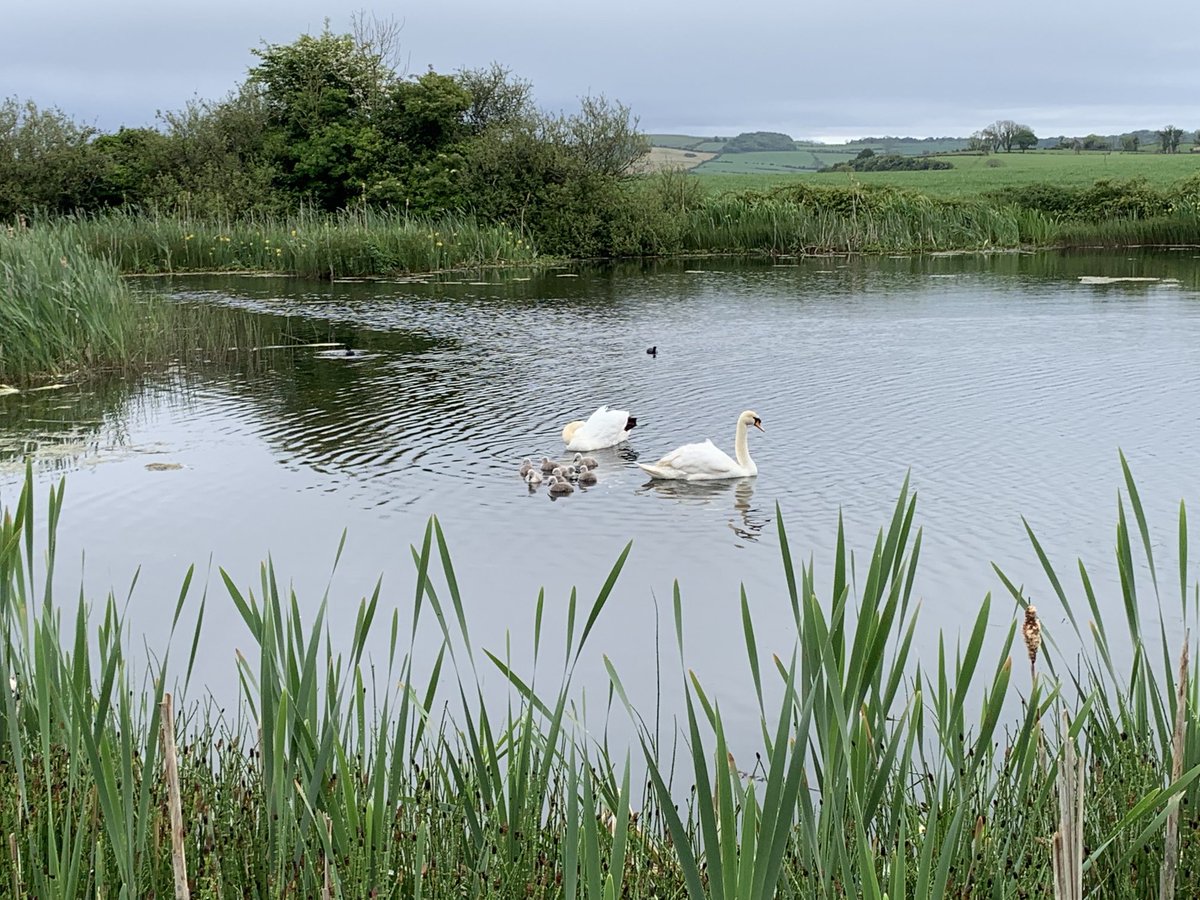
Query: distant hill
xmin=641 ymin=130 xmax=1197 ymax=176
xmin=721 ymin=131 xmax=799 ymax=153
xmin=643 ymin=133 xmax=972 ymax=174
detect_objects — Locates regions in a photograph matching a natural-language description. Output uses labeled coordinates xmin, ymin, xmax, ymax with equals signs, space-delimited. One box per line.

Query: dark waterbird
xmin=646 ymin=346 xmax=657 ymax=357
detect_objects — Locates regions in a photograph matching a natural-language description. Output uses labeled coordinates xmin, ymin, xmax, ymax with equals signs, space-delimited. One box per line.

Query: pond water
xmin=3 ymin=250 xmax=1200 ymax=731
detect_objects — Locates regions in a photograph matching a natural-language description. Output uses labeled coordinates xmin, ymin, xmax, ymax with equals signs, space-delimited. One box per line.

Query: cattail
xmin=1023 ymin=604 xmax=1042 ymax=681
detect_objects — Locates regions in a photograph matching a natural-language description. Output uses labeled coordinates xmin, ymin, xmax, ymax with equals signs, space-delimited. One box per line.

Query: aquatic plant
xmin=45 ymin=207 xmax=540 ymax=279
xmin=1 ymin=457 xmax=1198 ymax=897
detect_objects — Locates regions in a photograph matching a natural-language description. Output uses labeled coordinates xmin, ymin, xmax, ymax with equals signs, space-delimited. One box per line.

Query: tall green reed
xmin=45 ymin=208 xmax=540 ymax=278
xmin=2 ymin=460 xmax=1199 ymax=897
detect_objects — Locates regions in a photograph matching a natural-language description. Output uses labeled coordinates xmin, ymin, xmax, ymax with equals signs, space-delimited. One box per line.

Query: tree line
xmin=968 ymin=120 xmax=1199 ymax=154
xmin=0 ymin=20 xmax=651 ymax=256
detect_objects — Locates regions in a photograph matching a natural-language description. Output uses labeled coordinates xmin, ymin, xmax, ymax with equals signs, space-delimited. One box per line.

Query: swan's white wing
xmin=566 ymin=405 xmax=631 ymax=451
xmin=638 ymin=439 xmax=742 ymax=480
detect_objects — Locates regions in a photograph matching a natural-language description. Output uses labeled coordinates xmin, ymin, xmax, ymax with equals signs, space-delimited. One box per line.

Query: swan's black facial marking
xmin=752 ymin=416 xmax=763 ymax=432
xmin=625 ymin=416 xmax=638 ymax=431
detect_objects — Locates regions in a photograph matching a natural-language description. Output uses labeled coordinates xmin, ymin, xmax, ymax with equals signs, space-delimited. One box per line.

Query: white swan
xmin=638 ymin=410 xmax=763 ymax=481
xmin=562 ymin=406 xmax=638 ymax=452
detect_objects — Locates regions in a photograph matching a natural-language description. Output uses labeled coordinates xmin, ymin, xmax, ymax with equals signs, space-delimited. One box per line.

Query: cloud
xmin=2 ymin=0 xmax=1197 ymax=137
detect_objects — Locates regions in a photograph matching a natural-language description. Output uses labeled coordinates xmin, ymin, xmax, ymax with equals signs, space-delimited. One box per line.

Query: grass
xmin=0 ymin=223 xmax=344 ymax=384
xmin=2 ymin=454 xmax=1199 ymax=897
xmin=679 ymin=186 xmax=1058 ymax=254
xmin=0 ymin=225 xmax=164 ymax=383
xmin=52 ymin=208 xmax=540 ymax=278
xmin=693 ymin=150 xmax=1200 ymax=197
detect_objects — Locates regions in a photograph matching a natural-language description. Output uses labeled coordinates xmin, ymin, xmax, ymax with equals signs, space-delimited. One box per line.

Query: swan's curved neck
xmin=734 ymin=419 xmax=755 ymax=471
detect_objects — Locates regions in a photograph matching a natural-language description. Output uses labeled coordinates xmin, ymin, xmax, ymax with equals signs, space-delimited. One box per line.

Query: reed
xmin=1 ymin=459 xmax=1199 ymax=897
xmin=0 ymin=224 xmax=152 ymax=382
xmin=681 ymin=187 xmax=1059 ymax=254
xmin=44 ymin=208 xmax=540 ymax=278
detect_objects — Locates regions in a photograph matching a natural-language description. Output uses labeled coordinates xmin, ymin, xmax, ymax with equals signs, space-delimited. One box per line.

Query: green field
xmin=691 ymin=150 xmax=1200 ymax=197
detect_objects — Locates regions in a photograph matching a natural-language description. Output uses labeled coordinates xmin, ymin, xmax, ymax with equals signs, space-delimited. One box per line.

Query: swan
xmin=579 ymin=455 xmax=599 ymax=469
xmin=548 ymin=475 xmax=574 ymax=496
xmin=638 ymin=410 xmax=764 ymax=481
xmin=578 ymin=467 xmax=598 ymax=485
xmin=562 ymin=406 xmax=638 ymax=452
xmin=525 ymin=469 xmax=543 ymax=486
xmin=539 ymin=457 xmax=558 ymax=474
xmin=519 ymin=458 xmax=534 ymax=477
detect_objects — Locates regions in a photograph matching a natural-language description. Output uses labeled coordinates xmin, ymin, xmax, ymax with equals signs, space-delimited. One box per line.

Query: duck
xmin=638 ymin=410 xmax=763 ymax=481
xmin=525 ymin=469 xmax=543 ymax=486
xmin=562 ymin=405 xmax=638 ymax=452
xmin=548 ymin=475 xmax=574 ymax=496
xmin=519 ymin=458 xmax=534 ymax=477
xmin=578 ymin=467 xmax=598 ymax=485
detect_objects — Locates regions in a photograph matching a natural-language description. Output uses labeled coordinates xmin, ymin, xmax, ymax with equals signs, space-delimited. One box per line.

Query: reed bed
xmin=1 ymin=222 xmax=333 ymax=383
xmin=48 ymin=208 xmax=540 ymax=278
xmin=0 ymin=225 xmax=156 ymax=383
xmin=2 ymin=458 xmax=1199 ymax=898
xmin=1047 ymin=216 xmax=1200 ymax=249
xmin=684 ymin=190 xmax=1057 ymax=254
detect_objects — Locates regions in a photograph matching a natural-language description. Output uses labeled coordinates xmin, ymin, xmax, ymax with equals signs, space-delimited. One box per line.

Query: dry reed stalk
xmin=322 ymin=813 xmax=334 ymax=900
xmin=1160 ymin=633 xmax=1190 ymax=900
xmin=1023 ymin=605 xmax=1041 ymax=683
xmin=160 ymin=693 xmax=191 ymax=900
xmin=1052 ymin=710 xmax=1083 ymax=900
xmin=8 ymin=833 xmax=20 ymax=897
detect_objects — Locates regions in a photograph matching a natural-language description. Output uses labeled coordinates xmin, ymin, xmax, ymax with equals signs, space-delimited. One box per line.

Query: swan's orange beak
xmin=753 ymin=418 xmax=764 ymax=432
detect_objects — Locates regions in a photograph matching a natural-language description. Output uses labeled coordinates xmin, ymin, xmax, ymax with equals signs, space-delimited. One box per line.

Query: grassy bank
xmin=2 ymin=462 xmax=1198 ymax=897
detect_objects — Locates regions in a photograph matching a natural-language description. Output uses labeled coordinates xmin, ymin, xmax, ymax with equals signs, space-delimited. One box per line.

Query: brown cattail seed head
xmin=1023 ymin=605 xmax=1041 ymax=664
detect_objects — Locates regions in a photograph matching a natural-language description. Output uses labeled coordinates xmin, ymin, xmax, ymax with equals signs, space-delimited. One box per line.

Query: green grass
xmin=0 ymin=223 xmax=330 ymax=384
xmin=48 ymin=208 xmax=540 ymax=278
xmin=0 ymin=226 xmax=164 ymax=383
xmin=694 ymin=150 xmax=1200 ymax=198
xmin=2 ymin=455 xmax=1199 ymax=897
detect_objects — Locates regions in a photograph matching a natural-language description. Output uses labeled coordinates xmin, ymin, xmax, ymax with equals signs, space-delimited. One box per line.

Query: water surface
xmin=4 ymin=250 xmax=1199 ymax=727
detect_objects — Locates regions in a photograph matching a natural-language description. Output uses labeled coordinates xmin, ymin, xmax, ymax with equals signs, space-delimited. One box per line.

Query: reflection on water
xmin=3 ymin=251 xmax=1200 ymax=722
xmin=637 ymin=478 xmax=769 ymax=545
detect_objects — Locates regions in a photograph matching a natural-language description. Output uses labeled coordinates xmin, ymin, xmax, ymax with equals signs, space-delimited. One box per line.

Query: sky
xmin=3 ymin=0 xmax=1198 ymax=142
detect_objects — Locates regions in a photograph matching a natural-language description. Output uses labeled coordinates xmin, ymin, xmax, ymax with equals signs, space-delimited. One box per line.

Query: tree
xmin=966 ymin=131 xmax=991 ymax=154
xmin=1013 ymin=127 xmax=1037 ymax=152
xmin=455 ymin=62 xmax=534 ymax=134
xmin=1157 ymin=125 xmax=1184 ymax=153
xmin=461 ymin=94 xmax=648 ymax=256
xmin=248 ymin=26 xmax=399 ymax=208
xmin=978 ymin=120 xmax=1034 ymax=152
xmin=1119 ymin=133 xmax=1140 ymax=153
xmin=0 ymin=98 xmax=104 ymax=217
xmin=555 ymin=94 xmax=648 ymax=178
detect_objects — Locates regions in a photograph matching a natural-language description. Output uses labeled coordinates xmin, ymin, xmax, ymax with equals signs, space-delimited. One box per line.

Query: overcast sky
xmin=3 ymin=0 xmax=1198 ymax=141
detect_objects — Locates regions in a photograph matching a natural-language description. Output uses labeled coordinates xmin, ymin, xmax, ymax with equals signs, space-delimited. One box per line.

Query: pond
xmin=3 ymin=250 xmax=1200 ymax=732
